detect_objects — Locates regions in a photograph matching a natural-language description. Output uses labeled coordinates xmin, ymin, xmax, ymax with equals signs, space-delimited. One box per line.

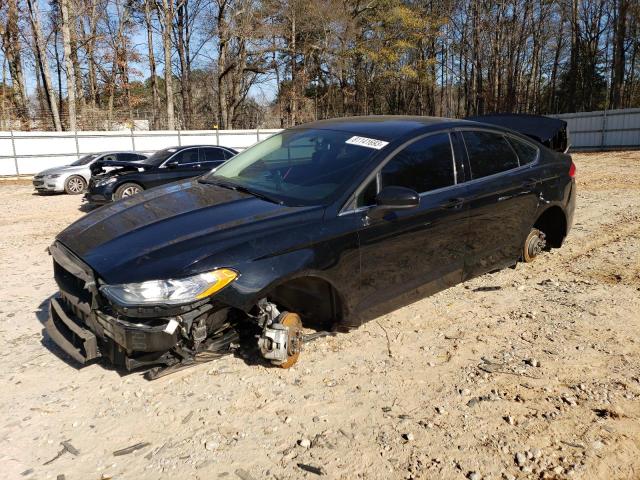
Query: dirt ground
xmin=0 ymin=151 xmax=639 ymax=480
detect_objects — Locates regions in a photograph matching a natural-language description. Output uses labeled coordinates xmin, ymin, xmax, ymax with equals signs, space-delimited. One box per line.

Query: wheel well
xmin=268 ymin=276 xmax=344 ymax=331
xmin=533 ymin=206 xmax=567 ymax=248
xmin=115 ymin=181 xmax=143 ymax=193
xmin=66 ymin=174 xmax=86 ymax=183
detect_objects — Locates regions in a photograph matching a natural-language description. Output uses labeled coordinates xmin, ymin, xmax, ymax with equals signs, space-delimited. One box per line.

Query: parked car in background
xmin=32 ymin=152 xmax=148 ymax=195
xmin=45 ymin=116 xmax=575 ymax=379
xmin=85 ymin=145 xmax=238 ymax=204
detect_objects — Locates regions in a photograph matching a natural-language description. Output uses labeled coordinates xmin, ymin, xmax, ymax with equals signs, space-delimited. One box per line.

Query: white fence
xmin=2 ymin=109 xmax=640 ymax=175
xmin=550 ymin=107 xmax=640 ymax=150
xmin=0 ymin=129 xmax=282 ymax=176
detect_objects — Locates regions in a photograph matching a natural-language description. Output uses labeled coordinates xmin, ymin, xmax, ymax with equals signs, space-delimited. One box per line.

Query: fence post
xmin=216 ymin=128 xmax=219 ymax=146
xmin=256 ymin=127 xmax=260 ymax=143
xmin=601 ymin=109 xmax=608 ymax=148
xmin=130 ymin=128 xmax=136 ymax=152
xmin=74 ymin=130 xmax=80 ymax=159
xmin=177 ymin=129 xmax=182 ymax=146
xmin=10 ymin=130 xmax=19 ymax=176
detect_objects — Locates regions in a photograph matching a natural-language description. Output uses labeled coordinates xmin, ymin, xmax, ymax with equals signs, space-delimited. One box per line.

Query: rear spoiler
xmin=466 ymin=114 xmax=569 ymax=153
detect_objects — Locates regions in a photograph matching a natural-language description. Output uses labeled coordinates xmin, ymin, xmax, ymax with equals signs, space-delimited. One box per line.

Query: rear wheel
xmin=114 ymin=182 xmax=143 ymax=200
xmin=523 ymin=228 xmax=546 ymax=263
xmin=64 ymin=175 xmax=87 ymax=194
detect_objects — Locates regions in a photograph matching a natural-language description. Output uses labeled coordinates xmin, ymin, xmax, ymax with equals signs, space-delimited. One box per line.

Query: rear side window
xmin=507 ymin=137 xmax=538 ymax=165
xmin=202 ymin=148 xmax=226 ymax=162
xmin=462 ymin=131 xmax=519 ymax=179
xmin=380 ymin=133 xmax=454 ymax=193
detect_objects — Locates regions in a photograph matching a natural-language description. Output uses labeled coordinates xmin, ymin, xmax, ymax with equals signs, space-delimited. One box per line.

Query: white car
xmin=32 ymin=151 xmax=148 ymax=194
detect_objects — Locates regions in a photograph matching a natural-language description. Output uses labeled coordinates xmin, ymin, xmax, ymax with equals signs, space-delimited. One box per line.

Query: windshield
xmin=71 ymin=154 xmax=98 ymax=166
xmin=142 ymin=147 xmax=180 ymax=167
xmin=201 ymin=129 xmax=382 ymax=205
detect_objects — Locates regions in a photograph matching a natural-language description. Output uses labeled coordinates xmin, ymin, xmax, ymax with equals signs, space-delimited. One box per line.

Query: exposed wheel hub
xmin=524 ymin=229 xmax=546 ymax=262
xmin=256 ymin=300 xmax=303 ymax=368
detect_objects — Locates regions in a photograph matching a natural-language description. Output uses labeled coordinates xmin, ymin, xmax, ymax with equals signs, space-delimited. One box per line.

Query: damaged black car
xmin=45 ymin=116 xmax=576 ymax=379
xmin=86 ymin=145 xmax=238 ymax=203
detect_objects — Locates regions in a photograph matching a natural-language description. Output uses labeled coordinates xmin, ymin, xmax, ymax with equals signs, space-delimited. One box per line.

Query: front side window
xmin=202 ymin=129 xmax=381 ymax=205
xmin=143 ymin=148 xmax=179 ymax=167
xmin=462 ymin=131 xmax=519 ymax=179
xmin=380 ymin=133 xmax=455 ymax=193
xmin=356 ymin=178 xmax=377 ymax=207
xmin=173 ymin=149 xmax=200 ymax=165
xmin=507 ymin=136 xmax=538 ymax=165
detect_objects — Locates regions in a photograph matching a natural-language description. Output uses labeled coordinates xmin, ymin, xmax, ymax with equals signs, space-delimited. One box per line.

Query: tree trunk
xmin=160 ymin=0 xmax=175 ymax=129
xmin=26 ymin=0 xmax=62 ymax=131
xmin=177 ymin=0 xmax=192 ymax=129
xmin=144 ymin=0 xmax=160 ymax=129
xmin=1 ymin=0 xmax=30 ymax=127
xmin=610 ymin=0 xmax=628 ymax=108
xmin=60 ymin=0 xmax=78 ymax=130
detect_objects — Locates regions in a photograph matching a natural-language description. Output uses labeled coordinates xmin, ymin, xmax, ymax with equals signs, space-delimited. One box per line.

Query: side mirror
xmin=369 ymin=186 xmax=420 ymax=219
xmin=165 ymin=160 xmax=179 ymax=168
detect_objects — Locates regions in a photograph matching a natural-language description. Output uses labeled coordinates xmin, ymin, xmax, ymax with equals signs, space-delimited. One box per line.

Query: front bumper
xmin=45 ymin=241 xmax=181 ymax=370
xmin=84 ymin=192 xmax=111 ymax=204
xmin=45 ymin=295 xmax=179 ymax=368
xmin=84 ymin=182 xmax=114 ymax=204
xmin=33 ymin=176 xmax=64 ymax=192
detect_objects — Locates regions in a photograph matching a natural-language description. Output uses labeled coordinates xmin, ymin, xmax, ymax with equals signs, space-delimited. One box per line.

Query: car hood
xmin=56 ymin=180 xmax=323 ymax=284
xmin=90 ymin=159 xmax=151 ymax=175
xmin=37 ymin=165 xmax=86 ymax=176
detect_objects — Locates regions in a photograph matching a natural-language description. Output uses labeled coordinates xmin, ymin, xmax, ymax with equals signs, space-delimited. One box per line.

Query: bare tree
xmin=26 ymin=0 xmax=63 ymax=131
xmin=159 ymin=0 xmax=176 ymax=129
xmin=60 ymin=0 xmax=78 ymax=130
xmin=0 ymin=0 xmax=30 ymax=127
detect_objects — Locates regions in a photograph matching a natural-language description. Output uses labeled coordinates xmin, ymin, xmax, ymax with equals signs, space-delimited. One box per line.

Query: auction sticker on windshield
xmin=345 ymin=136 xmax=389 ymax=150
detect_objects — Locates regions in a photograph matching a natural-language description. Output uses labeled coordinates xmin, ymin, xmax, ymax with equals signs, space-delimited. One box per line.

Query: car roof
xmin=290 ymin=115 xmax=485 ymax=141
xmin=164 ymin=145 xmax=233 ymax=149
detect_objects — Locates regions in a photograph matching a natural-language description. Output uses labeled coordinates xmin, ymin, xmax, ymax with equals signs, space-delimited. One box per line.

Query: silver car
xmin=33 ymin=151 xmax=148 ymax=194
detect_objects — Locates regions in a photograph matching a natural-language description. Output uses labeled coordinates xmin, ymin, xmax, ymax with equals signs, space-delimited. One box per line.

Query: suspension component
xmin=256 ymin=299 xmax=303 ymax=368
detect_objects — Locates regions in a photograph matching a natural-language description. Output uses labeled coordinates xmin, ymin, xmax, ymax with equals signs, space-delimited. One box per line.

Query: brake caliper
xmin=256 ymin=299 xmax=303 ymax=368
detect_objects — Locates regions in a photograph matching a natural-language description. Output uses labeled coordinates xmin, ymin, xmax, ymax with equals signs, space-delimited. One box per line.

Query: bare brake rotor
xmin=276 ymin=312 xmax=303 ymax=369
xmin=523 ymin=228 xmax=546 ymax=263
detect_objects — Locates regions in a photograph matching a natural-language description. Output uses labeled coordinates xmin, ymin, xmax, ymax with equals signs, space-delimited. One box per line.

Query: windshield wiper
xmin=199 ymin=178 xmax=284 ymax=205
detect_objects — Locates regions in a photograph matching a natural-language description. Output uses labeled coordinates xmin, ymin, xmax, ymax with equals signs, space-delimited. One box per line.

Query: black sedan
xmin=45 ymin=116 xmax=576 ymax=378
xmin=85 ymin=144 xmax=238 ymax=203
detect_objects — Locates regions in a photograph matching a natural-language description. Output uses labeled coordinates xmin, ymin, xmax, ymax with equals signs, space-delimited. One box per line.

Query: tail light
xmin=569 ymin=160 xmax=576 ymax=178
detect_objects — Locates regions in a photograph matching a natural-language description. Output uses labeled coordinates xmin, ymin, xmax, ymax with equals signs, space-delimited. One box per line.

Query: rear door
xmin=354 ymin=131 xmax=469 ymax=321
xmin=459 ymin=129 xmax=541 ymax=279
xmin=200 ymin=147 xmax=228 ymax=171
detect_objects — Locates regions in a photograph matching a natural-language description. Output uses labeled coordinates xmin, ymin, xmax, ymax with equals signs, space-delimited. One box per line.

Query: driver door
xmin=146 ymin=147 xmax=202 ymax=188
xmin=354 ymin=132 xmax=469 ymax=322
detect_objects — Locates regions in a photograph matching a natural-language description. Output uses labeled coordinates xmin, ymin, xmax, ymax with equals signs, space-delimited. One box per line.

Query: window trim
xmin=339 ymin=130 xmax=458 ymax=216
xmin=456 ymin=127 xmax=540 ymax=185
xmin=201 ymin=147 xmax=228 ymax=163
xmin=159 ymin=146 xmax=201 ymax=168
xmin=504 ymin=133 xmax=540 ymax=167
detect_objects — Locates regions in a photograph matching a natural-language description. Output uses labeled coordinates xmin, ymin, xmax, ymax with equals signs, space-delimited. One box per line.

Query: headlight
xmin=46 ymin=174 xmax=61 ymax=179
xmin=100 ymin=269 xmax=238 ymax=306
xmin=95 ymin=177 xmax=117 ymax=187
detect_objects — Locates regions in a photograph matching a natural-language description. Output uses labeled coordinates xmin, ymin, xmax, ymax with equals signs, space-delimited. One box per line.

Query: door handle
xmin=440 ymin=197 xmax=465 ymax=209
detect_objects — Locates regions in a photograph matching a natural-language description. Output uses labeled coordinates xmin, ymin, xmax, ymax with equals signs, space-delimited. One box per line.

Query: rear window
xmin=462 ymin=131 xmax=519 ymax=179
xmin=507 ymin=136 xmax=538 ymax=165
